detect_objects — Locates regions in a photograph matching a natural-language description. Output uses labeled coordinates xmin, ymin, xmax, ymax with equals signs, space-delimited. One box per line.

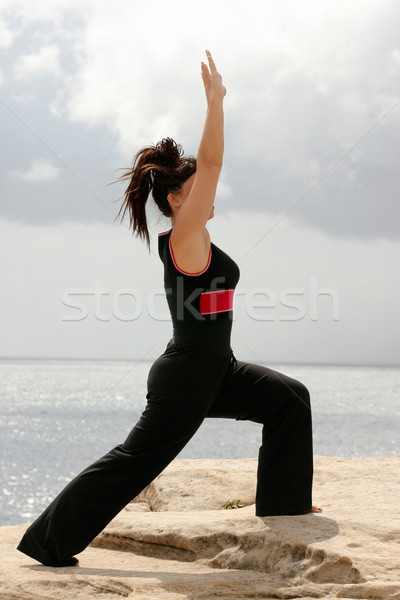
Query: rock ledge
xmin=2 ymin=456 xmax=400 ymax=600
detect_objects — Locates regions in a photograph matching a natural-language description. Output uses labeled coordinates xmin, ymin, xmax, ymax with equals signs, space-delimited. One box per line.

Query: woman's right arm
xmin=173 ymin=50 xmax=226 ymax=237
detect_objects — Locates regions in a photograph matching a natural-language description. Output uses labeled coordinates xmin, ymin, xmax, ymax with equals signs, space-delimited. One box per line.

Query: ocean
xmin=1 ymin=358 xmax=399 ymax=527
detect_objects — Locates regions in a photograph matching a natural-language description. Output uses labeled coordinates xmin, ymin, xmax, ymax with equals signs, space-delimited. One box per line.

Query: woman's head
xmin=114 ymin=138 xmax=196 ymax=252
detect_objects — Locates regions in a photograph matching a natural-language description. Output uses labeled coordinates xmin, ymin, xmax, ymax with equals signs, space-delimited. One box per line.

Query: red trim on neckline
xmin=168 ymin=235 xmax=212 ymax=276
xmin=158 ymin=228 xmax=173 ymax=236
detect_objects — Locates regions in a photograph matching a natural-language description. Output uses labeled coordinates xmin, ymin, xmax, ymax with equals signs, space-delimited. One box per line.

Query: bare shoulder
xmin=170 ymin=227 xmax=211 ymax=275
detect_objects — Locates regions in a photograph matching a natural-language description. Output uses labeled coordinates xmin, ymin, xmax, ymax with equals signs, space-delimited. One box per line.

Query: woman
xmin=17 ymin=50 xmax=321 ymax=568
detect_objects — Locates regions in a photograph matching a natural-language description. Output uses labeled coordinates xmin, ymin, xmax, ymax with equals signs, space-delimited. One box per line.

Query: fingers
xmin=201 ymin=51 xmax=225 ymax=99
xmin=201 ymin=62 xmax=211 ymax=83
xmin=205 ymin=49 xmax=217 ymax=73
xmin=201 ymin=61 xmax=210 ymax=76
xmin=201 ymin=63 xmax=210 ymax=88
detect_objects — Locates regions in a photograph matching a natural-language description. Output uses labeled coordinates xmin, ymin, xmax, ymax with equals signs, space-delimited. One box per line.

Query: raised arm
xmin=171 ymin=50 xmax=226 ymax=243
xmin=197 ymin=51 xmax=226 ymax=167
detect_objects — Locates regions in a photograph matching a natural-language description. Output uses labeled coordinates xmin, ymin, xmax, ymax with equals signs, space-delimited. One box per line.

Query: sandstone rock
xmin=132 ymin=458 xmax=257 ymax=512
xmin=1 ymin=455 xmax=400 ymax=600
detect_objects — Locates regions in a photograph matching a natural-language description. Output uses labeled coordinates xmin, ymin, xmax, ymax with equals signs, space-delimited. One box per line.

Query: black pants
xmin=17 ymin=339 xmax=313 ymax=566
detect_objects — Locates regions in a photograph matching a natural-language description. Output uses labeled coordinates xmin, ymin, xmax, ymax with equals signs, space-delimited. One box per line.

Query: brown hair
xmin=113 ymin=138 xmax=196 ymax=252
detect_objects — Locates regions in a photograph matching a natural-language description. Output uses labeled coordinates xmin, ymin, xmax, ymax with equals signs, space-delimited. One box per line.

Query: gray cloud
xmin=1 ymin=0 xmax=400 ymax=240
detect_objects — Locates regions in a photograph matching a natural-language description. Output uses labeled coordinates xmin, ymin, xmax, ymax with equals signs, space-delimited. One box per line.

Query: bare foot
xmin=297 ymin=505 xmax=323 ymax=514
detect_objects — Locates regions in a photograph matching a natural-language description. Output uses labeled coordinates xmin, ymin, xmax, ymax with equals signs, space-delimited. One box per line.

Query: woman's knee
xmin=290 ymin=380 xmax=311 ymax=410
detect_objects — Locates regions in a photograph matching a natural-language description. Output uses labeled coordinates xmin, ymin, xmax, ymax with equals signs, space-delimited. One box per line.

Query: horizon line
xmin=0 ymin=356 xmax=399 ymax=369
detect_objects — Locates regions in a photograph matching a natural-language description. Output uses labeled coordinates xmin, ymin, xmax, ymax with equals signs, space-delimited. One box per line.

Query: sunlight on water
xmin=0 ymin=358 xmax=399 ymax=525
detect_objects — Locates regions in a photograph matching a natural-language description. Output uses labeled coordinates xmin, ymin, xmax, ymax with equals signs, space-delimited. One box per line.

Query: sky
xmin=0 ymin=0 xmax=399 ymax=366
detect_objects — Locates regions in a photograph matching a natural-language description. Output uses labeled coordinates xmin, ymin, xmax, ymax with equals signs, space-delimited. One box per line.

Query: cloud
xmin=1 ymin=0 xmax=400 ymax=239
xmin=0 ymin=9 xmax=21 ymax=48
xmin=13 ymin=44 xmax=61 ymax=80
xmin=9 ymin=157 xmax=60 ymax=182
xmin=0 ymin=0 xmax=87 ymax=29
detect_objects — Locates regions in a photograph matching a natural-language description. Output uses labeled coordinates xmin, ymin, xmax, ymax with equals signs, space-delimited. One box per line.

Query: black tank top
xmin=158 ymin=228 xmax=240 ymax=356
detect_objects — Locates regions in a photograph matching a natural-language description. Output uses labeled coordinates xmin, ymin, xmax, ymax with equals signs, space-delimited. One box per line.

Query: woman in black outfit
xmin=17 ymin=50 xmax=322 ymax=568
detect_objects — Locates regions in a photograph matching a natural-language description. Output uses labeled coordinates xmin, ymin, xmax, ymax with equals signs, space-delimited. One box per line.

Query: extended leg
xmin=17 ymin=344 xmax=229 ymax=566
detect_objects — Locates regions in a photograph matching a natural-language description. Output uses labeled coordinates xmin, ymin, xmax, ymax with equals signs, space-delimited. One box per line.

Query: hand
xmin=201 ymin=50 xmax=226 ymax=106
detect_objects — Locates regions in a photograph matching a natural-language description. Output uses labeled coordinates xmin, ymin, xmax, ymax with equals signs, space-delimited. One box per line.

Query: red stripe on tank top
xmin=200 ymin=289 xmax=234 ymax=315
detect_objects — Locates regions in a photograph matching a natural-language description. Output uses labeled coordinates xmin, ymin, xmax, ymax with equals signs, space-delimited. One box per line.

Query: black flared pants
xmin=17 ymin=339 xmax=314 ymax=566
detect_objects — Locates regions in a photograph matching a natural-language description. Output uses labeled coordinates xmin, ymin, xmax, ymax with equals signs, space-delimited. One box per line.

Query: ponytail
xmin=113 ymin=138 xmax=196 ymax=252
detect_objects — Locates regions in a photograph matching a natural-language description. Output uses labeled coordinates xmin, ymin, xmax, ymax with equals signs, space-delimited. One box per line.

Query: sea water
xmin=0 ymin=358 xmax=399 ymax=526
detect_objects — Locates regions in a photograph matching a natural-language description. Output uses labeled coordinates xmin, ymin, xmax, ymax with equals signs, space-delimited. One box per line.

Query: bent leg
xmin=207 ymin=359 xmax=313 ymax=516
